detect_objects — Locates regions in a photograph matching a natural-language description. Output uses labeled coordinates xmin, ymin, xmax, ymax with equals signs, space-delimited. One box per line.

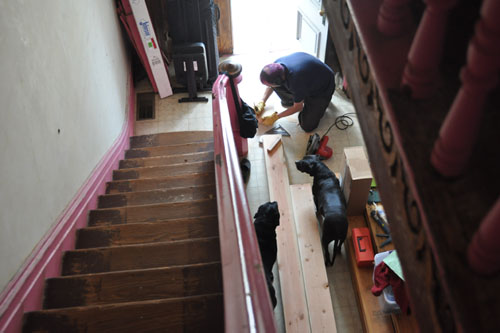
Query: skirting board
xmin=0 ymin=70 xmax=135 ymax=333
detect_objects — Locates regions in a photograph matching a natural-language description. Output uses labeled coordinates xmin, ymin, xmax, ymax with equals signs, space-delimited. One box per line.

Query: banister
xmin=212 ymin=74 xmax=277 ymax=333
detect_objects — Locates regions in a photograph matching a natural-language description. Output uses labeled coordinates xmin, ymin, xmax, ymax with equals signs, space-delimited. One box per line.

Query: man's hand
xmin=261 ymin=112 xmax=279 ymax=126
xmin=254 ymin=101 xmax=265 ymax=115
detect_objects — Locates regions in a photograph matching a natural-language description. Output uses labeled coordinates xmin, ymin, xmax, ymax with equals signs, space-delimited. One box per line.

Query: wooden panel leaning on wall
xmin=214 ymin=0 xmax=233 ymax=55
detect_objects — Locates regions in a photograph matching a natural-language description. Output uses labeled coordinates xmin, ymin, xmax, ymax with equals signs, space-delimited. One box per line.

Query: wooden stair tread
xmin=98 ymin=185 xmax=216 ymax=208
xmin=125 ymin=141 xmax=214 ymax=159
xmin=130 ymin=131 xmax=213 ymax=148
xmin=119 ymin=151 xmax=214 ymax=169
xmin=23 ymin=293 xmax=223 ymax=333
xmin=76 ymin=215 xmax=219 ymax=248
xmin=62 ymin=236 xmax=221 ymax=275
xmin=88 ymin=198 xmax=217 ymax=226
xmin=346 ymin=216 xmax=394 ymax=332
xmin=106 ymin=171 xmax=215 ymax=194
xmin=44 ymin=262 xmax=222 ymax=308
xmin=112 ymin=160 xmax=214 ymax=180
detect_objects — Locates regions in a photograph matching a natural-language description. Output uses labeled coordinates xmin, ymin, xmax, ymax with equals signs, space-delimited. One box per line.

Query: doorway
xmin=230 ymin=0 xmax=301 ymax=55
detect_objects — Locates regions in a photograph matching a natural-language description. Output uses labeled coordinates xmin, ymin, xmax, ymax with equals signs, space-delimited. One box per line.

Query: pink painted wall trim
xmin=0 ymin=70 xmax=135 ymax=333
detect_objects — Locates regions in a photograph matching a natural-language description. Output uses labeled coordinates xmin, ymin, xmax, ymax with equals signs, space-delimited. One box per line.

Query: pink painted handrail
xmin=431 ymin=0 xmax=500 ymax=177
xmin=377 ymin=0 xmax=412 ymax=36
xmin=212 ymin=74 xmax=277 ymax=333
xmin=401 ymin=0 xmax=457 ymax=98
xmin=467 ymin=196 xmax=500 ymax=275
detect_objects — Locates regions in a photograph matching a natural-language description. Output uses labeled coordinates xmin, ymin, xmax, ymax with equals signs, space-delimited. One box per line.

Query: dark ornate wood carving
xmin=324 ymin=0 xmax=500 ymax=331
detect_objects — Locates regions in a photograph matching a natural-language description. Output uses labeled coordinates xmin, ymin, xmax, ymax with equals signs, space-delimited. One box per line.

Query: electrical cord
xmin=322 ymin=112 xmax=357 ymax=137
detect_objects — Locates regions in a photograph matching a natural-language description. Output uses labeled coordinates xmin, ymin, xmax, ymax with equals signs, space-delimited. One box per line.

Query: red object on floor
xmin=372 ymin=262 xmax=411 ymax=314
xmin=352 ymin=227 xmax=374 ymax=267
xmin=317 ymin=136 xmax=333 ymax=160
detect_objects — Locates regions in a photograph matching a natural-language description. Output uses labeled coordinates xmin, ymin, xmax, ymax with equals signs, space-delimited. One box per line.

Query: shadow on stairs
xmin=22 ymin=131 xmax=224 ymax=332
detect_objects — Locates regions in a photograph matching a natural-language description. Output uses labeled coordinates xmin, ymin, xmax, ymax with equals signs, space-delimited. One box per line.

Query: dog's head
xmin=295 ymin=155 xmax=322 ymax=176
xmin=254 ymin=201 xmax=280 ymax=228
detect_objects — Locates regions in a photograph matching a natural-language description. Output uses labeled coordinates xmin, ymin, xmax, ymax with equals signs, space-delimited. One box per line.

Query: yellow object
xmin=262 ymin=112 xmax=279 ymax=126
xmin=254 ymin=101 xmax=265 ymax=115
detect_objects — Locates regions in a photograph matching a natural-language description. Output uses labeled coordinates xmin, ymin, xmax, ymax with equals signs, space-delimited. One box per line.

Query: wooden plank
xmin=76 ymin=216 xmax=218 ymax=248
xmin=346 ymin=216 xmax=394 ymax=333
xmin=105 ymin=172 xmax=215 ymax=194
xmin=112 ymin=161 xmax=214 ymax=180
xmin=88 ymin=198 xmax=217 ymax=226
xmin=24 ymin=294 xmax=223 ymax=332
xmin=98 ymin=185 xmax=216 ymax=208
xmin=62 ymin=237 xmax=220 ymax=275
xmin=214 ymin=0 xmax=233 ymax=55
xmin=124 ymin=141 xmax=214 ymax=159
xmin=119 ymin=151 xmax=214 ymax=169
xmin=129 ymin=131 xmax=213 ymax=148
xmin=290 ymin=184 xmax=337 ymax=333
xmin=263 ymin=135 xmax=311 ymax=333
xmin=44 ymin=262 xmax=222 ymax=308
xmin=365 ymin=205 xmax=419 ymax=333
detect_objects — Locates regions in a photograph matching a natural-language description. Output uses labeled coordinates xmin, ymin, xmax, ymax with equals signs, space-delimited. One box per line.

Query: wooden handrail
xmin=212 ymin=74 xmax=277 ymax=333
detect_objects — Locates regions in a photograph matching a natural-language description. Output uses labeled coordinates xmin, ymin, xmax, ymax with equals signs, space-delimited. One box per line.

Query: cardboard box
xmin=129 ymin=0 xmax=173 ymax=98
xmin=341 ymin=146 xmax=373 ymax=216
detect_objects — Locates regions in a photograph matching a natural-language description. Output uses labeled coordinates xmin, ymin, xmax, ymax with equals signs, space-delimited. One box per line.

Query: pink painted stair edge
xmin=0 ymin=72 xmax=135 ymax=333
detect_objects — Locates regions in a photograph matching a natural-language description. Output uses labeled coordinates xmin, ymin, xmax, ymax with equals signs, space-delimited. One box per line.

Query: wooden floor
xmin=22 ymin=131 xmax=224 ymax=332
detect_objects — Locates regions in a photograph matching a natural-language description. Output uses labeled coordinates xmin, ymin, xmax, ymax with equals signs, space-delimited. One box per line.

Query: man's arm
xmin=277 ymin=101 xmax=304 ymax=119
xmin=261 ymin=86 xmax=274 ymax=104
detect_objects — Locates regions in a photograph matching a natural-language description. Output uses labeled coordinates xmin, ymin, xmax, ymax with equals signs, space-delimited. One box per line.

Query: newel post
xmin=377 ymin=0 xmax=412 ymax=36
xmin=430 ymin=0 xmax=500 ymax=177
xmin=401 ymin=0 xmax=457 ymax=98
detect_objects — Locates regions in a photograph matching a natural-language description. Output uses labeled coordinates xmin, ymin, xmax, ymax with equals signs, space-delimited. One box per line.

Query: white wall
xmin=0 ymin=0 xmax=129 ymax=291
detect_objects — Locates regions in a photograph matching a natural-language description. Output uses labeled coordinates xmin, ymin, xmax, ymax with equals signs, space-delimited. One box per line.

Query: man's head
xmin=260 ymin=63 xmax=286 ymax=87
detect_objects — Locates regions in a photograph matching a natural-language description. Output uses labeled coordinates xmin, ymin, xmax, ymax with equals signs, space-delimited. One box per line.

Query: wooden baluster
xmin=430 ymin=0 xmax=500 ymax=177
xmin=377 ymin=0 xmax=412 ymax=36
xmin=401 ymin=0 xmax=457 ymax=98
xmin=467 ymin=197 xmax=500 ymax=275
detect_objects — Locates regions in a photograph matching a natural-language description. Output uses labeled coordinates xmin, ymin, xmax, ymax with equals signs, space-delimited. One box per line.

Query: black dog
xmin=253 ymin=201 xmax=280 ymax=308
xmin=295 ymin=155 xmax=348 ymax=266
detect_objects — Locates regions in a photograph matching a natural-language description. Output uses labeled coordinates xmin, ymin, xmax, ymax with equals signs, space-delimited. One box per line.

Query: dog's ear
xmin=295 ymin=158 xmax=312 ymax=175
xmin=254 ymin=204 xmax=266 ymax=219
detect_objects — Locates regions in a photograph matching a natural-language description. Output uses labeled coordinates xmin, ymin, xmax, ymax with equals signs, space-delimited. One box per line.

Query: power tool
xmin=304 ymin=113 xmax=356 ymax=160
xmin=305 ymin=133 xmax=333 ymax=160
xmin=370 ymin=204 xmax=392 ymax=248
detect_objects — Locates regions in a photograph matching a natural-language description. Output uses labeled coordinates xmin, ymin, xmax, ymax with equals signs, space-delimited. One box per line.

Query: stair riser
xmin=62 ymin=238 xmax=221 ymax=275
xmin=76 ymin=216 xmax=219 ymax=248
xmin=125 ymin=141 xmax=214 ymax=159
xmin=130 ymin=131 xmax=213 ymax=148
xmin=112 ymin=161 xmax=213 ymax=180
xmin=105 ymin=172 xmax=215 ymax=194
xmin=119 ymin=151 xmax=214 ymax=169
xmin=24 ymin=294 xmax=223 ymax=333
xmin=88 ymin=199 xmax=217 ymax=227
xmin=44 ymin=263 xmax=222 ymax=308
xmin=98 ymin=185 xmax=216 ymax=208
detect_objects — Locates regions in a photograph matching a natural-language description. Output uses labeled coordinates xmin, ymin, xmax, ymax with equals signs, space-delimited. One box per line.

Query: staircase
xmin=23 ymin=131 xmax=224 ymax=332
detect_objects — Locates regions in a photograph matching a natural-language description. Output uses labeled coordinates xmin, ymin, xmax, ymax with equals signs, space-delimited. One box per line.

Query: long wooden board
xmin=290 ymin=184 xmax=337 ymax=333
xmin=263 ymin=135 xmax=311 ymax=333
xmin=365 ymin=205 xmax=419 ymax=332
xmin=346 ymin=216 xmax=394 ymax=333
